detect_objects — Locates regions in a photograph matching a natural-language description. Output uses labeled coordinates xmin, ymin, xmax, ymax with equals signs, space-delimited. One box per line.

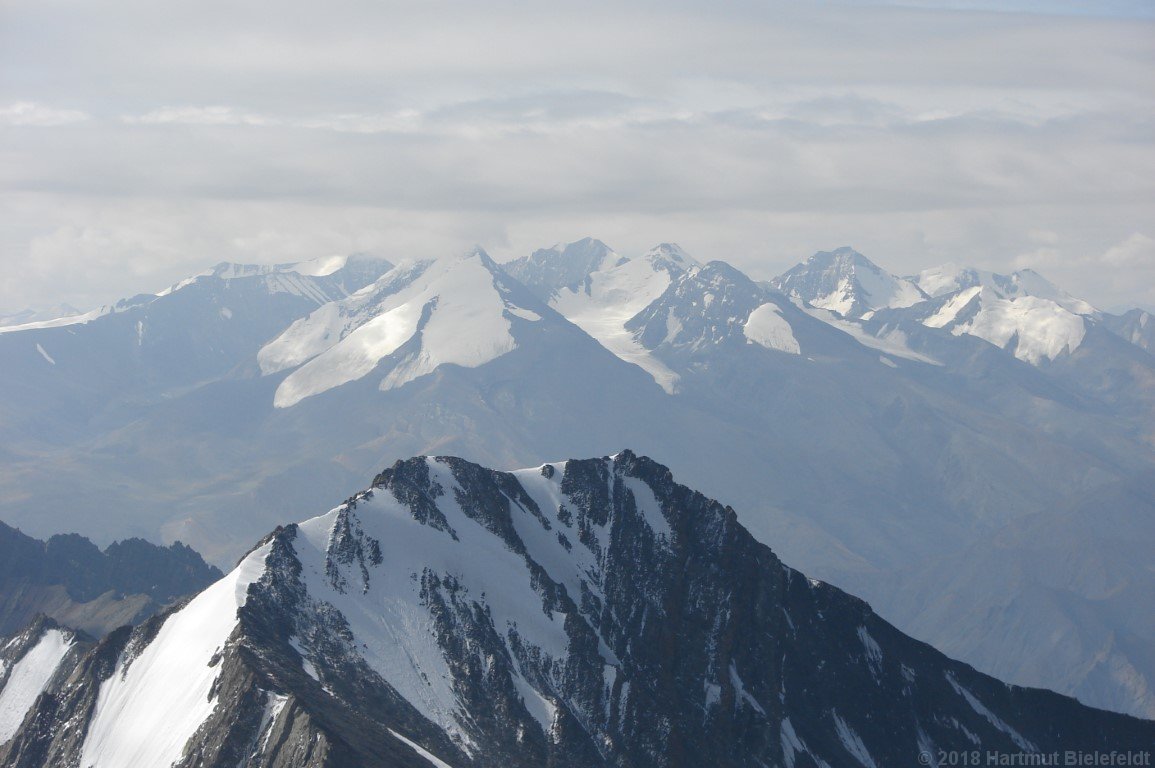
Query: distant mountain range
xmin=0 ymin=520 xmax=221 ymax=638
xmin=1 ymin=452 xmax=1150 ymax=767
xmin=0 ymin=239 xmax=1152 ymax=722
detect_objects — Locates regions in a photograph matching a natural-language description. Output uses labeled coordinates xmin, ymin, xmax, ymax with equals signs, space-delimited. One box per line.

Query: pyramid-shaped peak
xmin=695 ymin=259 xmax=758 ymax=283
xmin=773 ymin=247 xmax=925 ymax=317
xmin=644 ymin=243 xmax=699 ymax=271
xmin=458 ymin=244 xmax=494 ymax=263
xmin=806 ymin=246 xmax=879 ymax=271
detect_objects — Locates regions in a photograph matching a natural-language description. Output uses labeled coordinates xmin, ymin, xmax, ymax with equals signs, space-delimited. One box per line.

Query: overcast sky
xmin=1 ymin=0 xmax=1152 ymax=313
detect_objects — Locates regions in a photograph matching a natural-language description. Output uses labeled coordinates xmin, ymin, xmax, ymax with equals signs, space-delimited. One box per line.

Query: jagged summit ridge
xmin=2 ymin=451 xmax=1151 ymax=768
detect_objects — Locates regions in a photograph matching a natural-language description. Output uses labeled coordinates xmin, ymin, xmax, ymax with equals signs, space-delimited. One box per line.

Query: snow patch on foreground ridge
xmin=0 ymin=630 xmax=73 ymax=744
xmin=77 ymin=543 xmax=271 ymax=768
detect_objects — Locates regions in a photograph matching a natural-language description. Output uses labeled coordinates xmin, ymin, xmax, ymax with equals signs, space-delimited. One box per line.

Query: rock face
xmin=0 ymin=521 xmax=222 ymax=637
xmin=2 ymin=452 xmax=1151 ymax=767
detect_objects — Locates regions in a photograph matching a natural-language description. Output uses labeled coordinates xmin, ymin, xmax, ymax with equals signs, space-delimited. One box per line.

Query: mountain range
xmin=1 ymin=452 xmax=1151 ymax=767
xmin=0 ymin=520 xmax=222 ymax=638
xmin=0 ymin=238 xmax=1152 ymax=724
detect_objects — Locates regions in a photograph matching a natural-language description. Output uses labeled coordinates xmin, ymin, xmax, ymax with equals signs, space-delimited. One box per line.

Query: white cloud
xmin=122 ymin=106 xmax=274 ymax=126
xmin=1011 ymin=247 xmax=1061 ymax=270
xmin=0 ymin=0 xmax=1151 ymax=311
xmin=1100 ymin=233 xmax=1155 ymax=267
xmin=0 ymin=102 xmax=89 ymax=127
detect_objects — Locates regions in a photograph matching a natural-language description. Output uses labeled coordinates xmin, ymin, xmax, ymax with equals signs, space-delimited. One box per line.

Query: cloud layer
xmin=1 ymin=0 xmax=1152 ymax=312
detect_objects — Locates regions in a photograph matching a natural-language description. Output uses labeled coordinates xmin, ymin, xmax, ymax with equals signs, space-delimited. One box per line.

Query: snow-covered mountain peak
xmin=913 ymin=261 xmax=969 ymax=298
xmin=508 ymin=242 xmax=694 ymax=395
xmin=810 ymin=245 xmax=866 ymax=265
xmin=502 ymin=237 xmax=626 ymax=300
xmin=903 ymin=264 xmax=1103 ymax=364
xmin=641 ymin=242 xmax=699 ymax=272
xmin=919 ymin=285 xmax=1088 ymax=365
xmin=260 ymin=247 xmax=546 ymax=408
xmin=914 ymin=264 xmax=1097 ymax=317
xmin=626 ymin=260 xmax=799 ymax=356
xmin=772 ymin=247 xmax=926 ymax=319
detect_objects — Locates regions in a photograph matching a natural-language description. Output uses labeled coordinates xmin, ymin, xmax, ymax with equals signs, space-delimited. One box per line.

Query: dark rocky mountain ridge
xmin=1 ymin=452 xmax=1150 ymax=767
xmin=0 ymin=520 xmax=222 ymax=638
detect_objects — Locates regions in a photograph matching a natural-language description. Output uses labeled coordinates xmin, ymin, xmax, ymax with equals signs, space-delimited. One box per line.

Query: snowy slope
xmin=0 ymin=252 xmax=395 ymax=466
xmin=910 ymin=263 xmax=1106 ymax=363
xmin=508 ymin=241 xmax=697 ymax=394
xmin=0 ymin=628 xmax=73 ymax=744
xmin=743 ymin=302 xmax=800 ymax=354
xmin=260 ymin=248 xmax=542 ymax=407
xmin=914 ymin=264 xmax=1098 ymax=316
xmin=773 ymin=255 xmax=1102 ymax=366
xmin=772 ymin=247 xmax=926 ymax=318
xmin=0 ymin=305 xmax=115 ymax=335
xmin=288 ymin=460 xmax=581 ymax=749
xmin=0 ymin=304 xmax=82 ymax=330
xmin=921 ymin=286 xmax=1089 ymax=365
xmin=78 ymin=544 xmax=270 ymax=767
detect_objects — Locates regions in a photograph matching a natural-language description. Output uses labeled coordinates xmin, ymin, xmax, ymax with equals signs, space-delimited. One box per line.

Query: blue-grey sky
xmin=1 ymin=0 xmax=1152 ymax=312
